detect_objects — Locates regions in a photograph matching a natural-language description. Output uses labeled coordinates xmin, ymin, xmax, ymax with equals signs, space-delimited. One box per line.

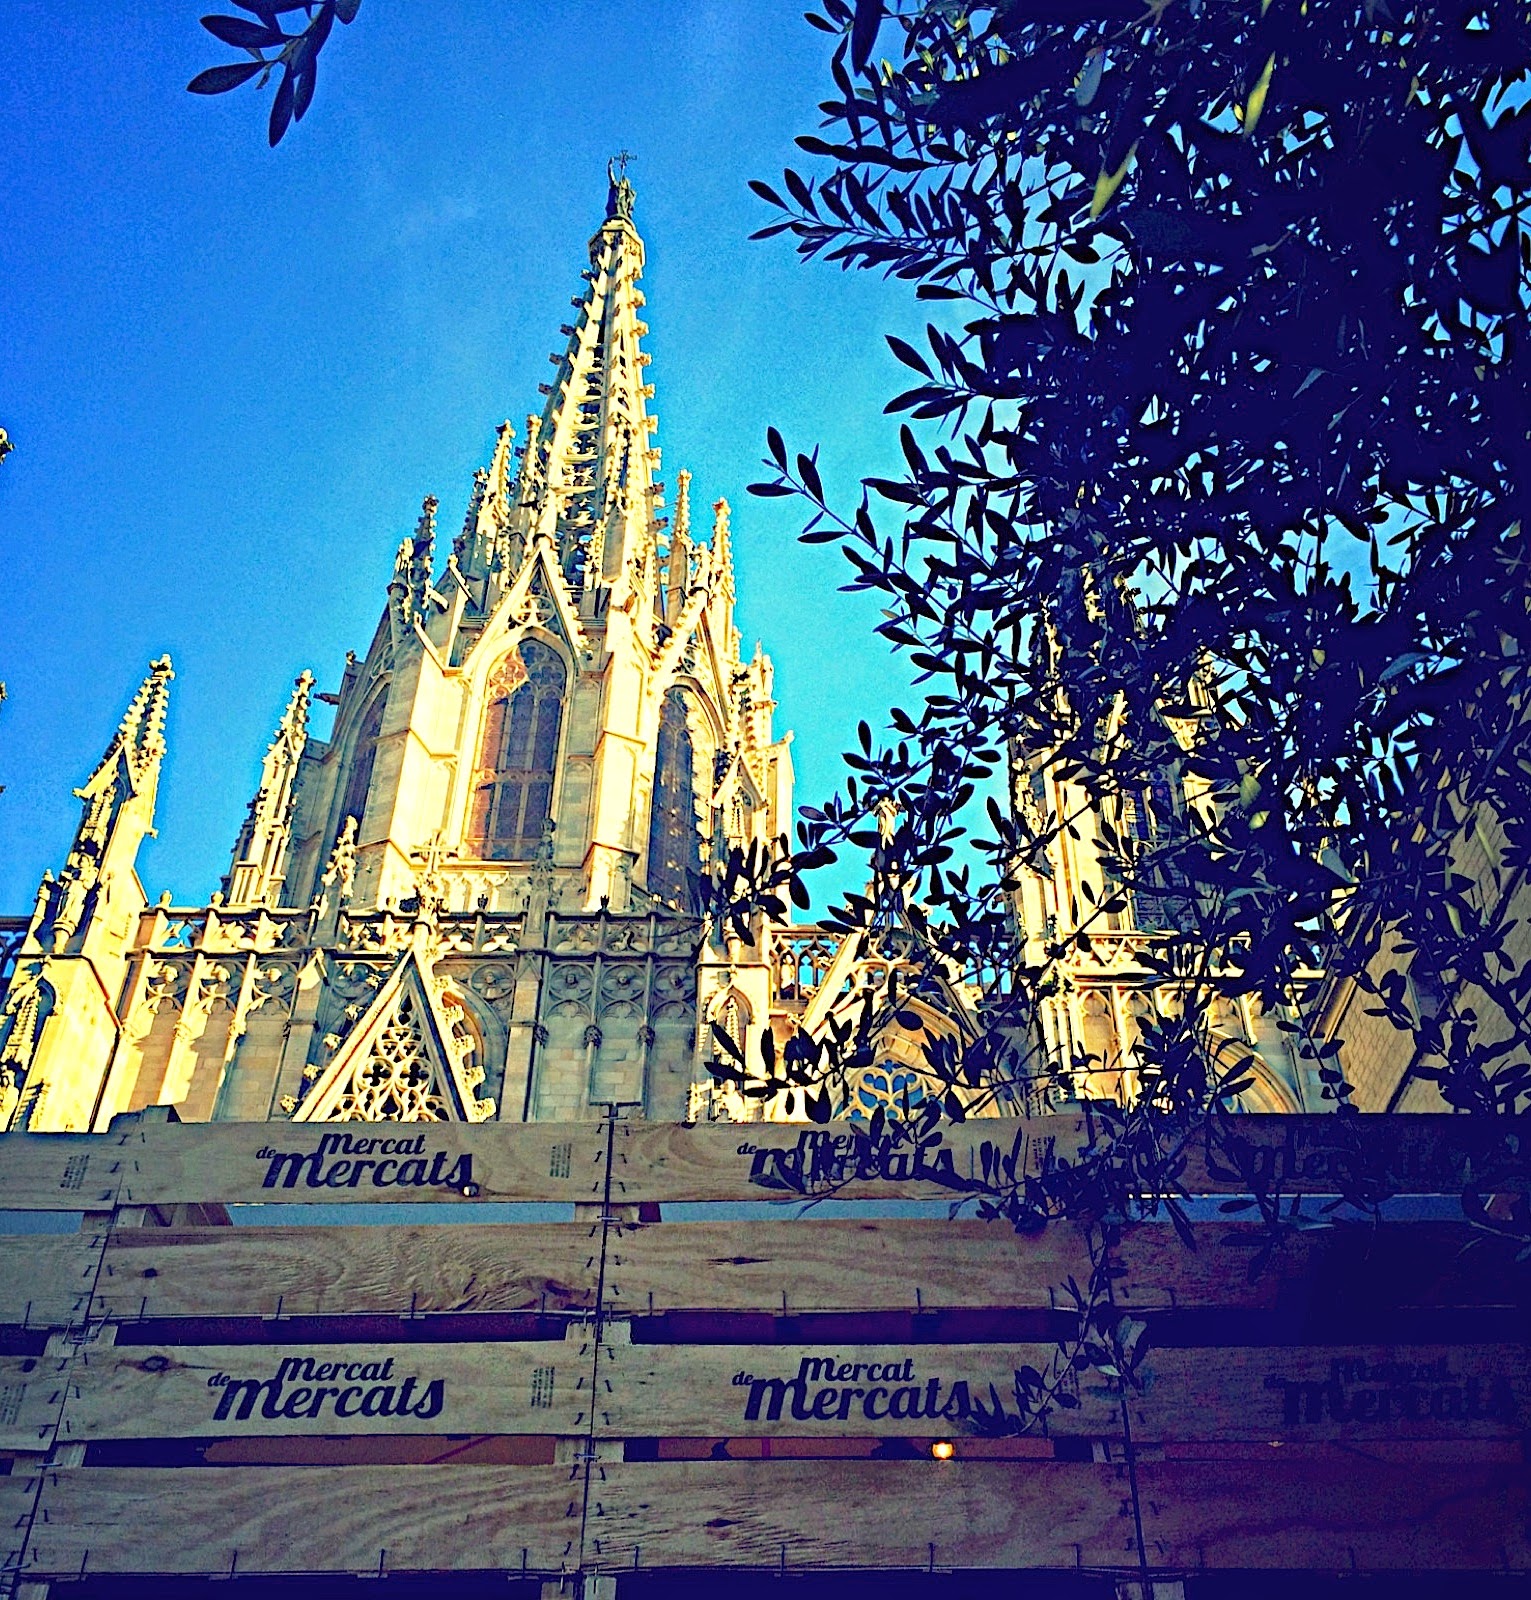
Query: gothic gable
xmin=464 ymin=539 xmax=587 ymax=674
xmin=293 ymin=950 xmax=495 ymax=1123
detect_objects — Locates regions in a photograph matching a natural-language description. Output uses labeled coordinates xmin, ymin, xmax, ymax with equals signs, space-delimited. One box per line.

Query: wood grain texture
xmin=603 ymin=1219 xmax=1097 ymax=1314
xmin=0 ymin=1132 xmax=121 ymax=1209
xmin=1136 ymin=1458 xmax=1531 ymax=1569
xmin=51 ymin=1340 xmax=582 ymax=1440
xmin=584 ymin=1460 xmax=1136 ymax=1569
xmin=21 ymin=1466 xmax=582 ymax=1576
xmin=88 ymin=1224 xmax=598 ymax=1321
xmin=0 ymin=1465 xmax=42 ymax=1576
xmin=0 ymin=1234 xmax=107 ymax=1329
xmin=1111 ymin=1220 xmax=1531 ymax=1312
xmin=0 ymin=1354 xmax=66 ymax=1451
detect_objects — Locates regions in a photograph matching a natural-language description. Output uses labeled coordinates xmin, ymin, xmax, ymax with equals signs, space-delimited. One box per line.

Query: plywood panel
xmin=21 ymin=1465 xmax=581 ymax=1576
xmin=0 ymin=1132 xmax=121 ymax=1209
xmin=1129 ymin=1344 xmax=1531 ymax=1446
xmin=608 ymin=1115 xmax=1530 ymax=1203
xmin=4 ymin=1115 xmax=1516 ymax=1210
xmin=0 ymin=1355 xmax=65 ymax=1451
xmin=1136 ymin=1458 xmax=1531 ymax=1569
xmin=110 ymin=1121 xmax=607 ymax=1206
xmin=0 ymin=1464 xmax=41 ymax=1576
xmin=586 ymin=1460 xmax=1136 ymax=1569
xmin=0 ymin=1234 xmax=107 ymax=1329
xmin=1174 ymin=1113 xmax=1531 ymax=1197
xmin=89 ymin=1224 xmax=598 ymax=1321
xmin=1112 ymin=1219 xmax=1531 ymax=1314
xmin=599 ymin=1341 xmax=1118 ymax=1438
xmin=53 ymin=1340 xmax=582 ymax=1439
xmin=603 ymin=1219 xmax=1097 ymax=1314
xmin=609 ymin=1118 xmax=1092 ymax=1202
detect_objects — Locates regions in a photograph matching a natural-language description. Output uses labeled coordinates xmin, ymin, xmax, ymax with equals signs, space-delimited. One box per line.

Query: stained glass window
xmin=467 ymin=642 xmax=565 ymax=861
xmin=648 ymin=689 xmax=701 ymax=907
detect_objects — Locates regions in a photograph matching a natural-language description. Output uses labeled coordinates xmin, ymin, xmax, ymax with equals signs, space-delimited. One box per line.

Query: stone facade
xmin=0 ymin=175 xmax=816 ymax=1133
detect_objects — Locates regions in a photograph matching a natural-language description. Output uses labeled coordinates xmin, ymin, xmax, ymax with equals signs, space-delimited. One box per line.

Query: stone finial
xmin=318 ymin=815 xmax=358 ymax=909
xmin=711 ymin=498 xmax=734 ymax=601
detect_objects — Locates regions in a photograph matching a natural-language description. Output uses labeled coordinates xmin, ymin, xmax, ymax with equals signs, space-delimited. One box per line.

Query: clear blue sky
xmin=0 ymin=1 xmax=925 ymax=911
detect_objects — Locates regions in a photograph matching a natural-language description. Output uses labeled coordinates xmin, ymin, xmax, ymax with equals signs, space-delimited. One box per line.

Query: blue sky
xmin=0 ymin=1 xmax=925 ymax=911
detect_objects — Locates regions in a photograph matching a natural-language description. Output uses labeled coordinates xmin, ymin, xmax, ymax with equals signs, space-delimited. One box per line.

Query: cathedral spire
xmin=37 ymin=656 xmax=173 ymax=952
xmin=390 ymin=495 xmax=438 ymax=632
xmin=223 ymin=670 xmax=314 ymax=909
xmin=711 ymin=497 xmax=735 ymax=605
xmin=456 ymin=423 xmax=519 ymax=598
xmin=666 ymin=468 xmax=693 ymax=621
xmin=526 ymin=169 xmax=664 ymax=604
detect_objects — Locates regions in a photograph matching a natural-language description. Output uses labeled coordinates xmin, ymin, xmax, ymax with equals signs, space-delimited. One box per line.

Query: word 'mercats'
xmin=255 ymin=1131 xmax=473 ymax=1191
xmin=735 ymin=1354 xmax=979 ymax=1423
xmin=1265 ymin=1356 xmax=1517 ymax=1427
xmin=209 ymin=1355 xmax=445 ymax=1423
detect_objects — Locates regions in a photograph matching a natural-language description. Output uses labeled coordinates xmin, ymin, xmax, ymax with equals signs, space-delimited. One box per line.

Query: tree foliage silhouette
xmin=188 ymin=0 xmax=358 ymax=145
xmin=712 ymin=0 xmax=1531 ymax=1172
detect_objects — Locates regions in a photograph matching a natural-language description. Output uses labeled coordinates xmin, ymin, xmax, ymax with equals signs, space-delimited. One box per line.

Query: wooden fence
xmin=0 ymin=1113 xmax=1527 ymax=1596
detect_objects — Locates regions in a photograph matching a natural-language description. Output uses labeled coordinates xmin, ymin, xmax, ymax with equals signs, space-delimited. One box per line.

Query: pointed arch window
xmin=467 ymin=642 xmax=565 ymax=860
xmin=338 ymin=695 xmax=385 ymax=834
xmin=648 ymin=689 xmax=702 ymax=907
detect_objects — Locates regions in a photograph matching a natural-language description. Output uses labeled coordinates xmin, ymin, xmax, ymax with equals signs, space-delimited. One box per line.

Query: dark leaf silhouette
xmin=200 ymin=13 xmax=284 ymax=47
xmin=188 ymin=0 xmax=359 ymax=145
xmin=187 ymin=60 xmax=264 ymax=94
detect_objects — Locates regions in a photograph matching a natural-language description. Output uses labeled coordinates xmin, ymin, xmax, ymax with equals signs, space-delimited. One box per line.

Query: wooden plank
xmin=109 ymin=1121 xmax=607 ymax=1206
xmin=609 ymin=1118 xmax=1092 ymax=1202
xmin=0 ymin=1133 xmax=120 ymax=1210
xmin=588 ymin=1460 xmax=1135 ymax=1569
xmin=89 ymin=1224 xmax=598 ymax=1321
xmin=0 ymin=1464 xmax=41 ymax=1576
xmin=1174 ymin=1113 xmax=1531 ymax=1197
xmin=51 ymin=1340 xmax=582 ymax=1439
xmin=72 ymin=1215 xmax=1529 ymax=1328
xmin=0 ymin=1234 xmax=107 ymax=1329
xmin=21 ymin=1466 xmax=581 ymax=1576
xmin=603 ymin=1341 xmax=1529 ymax=1446
xmin=1129 ymin=1344 xmax=1531 ymax=1446
xmin=0 ymin=1355 xmax=65 ymax=1451
xmin=603 ymin=1219 xmax=1097 ymax=1315
xmin=599 ymin=1342 xmax=1118 ymax=1438
xmin=1136 ymin=1457 xmax=1531 ymax=1569
xmin=2 ymin=1115 xmax=1520 ymax=1210
xmin=609 ymin=1115 xmax=1531 ymax=1203
xmin=1112 ymin=1220 xmax=1531 ymax=1313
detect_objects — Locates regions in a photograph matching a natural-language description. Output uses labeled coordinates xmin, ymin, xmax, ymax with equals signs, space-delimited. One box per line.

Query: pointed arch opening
xmin=467 ymin=641 xmax=566 ymax=861
xmin=648 ymin=689 xmax=703 ymax=908
xmin=338 ymin=693 xmax=385 ymax=836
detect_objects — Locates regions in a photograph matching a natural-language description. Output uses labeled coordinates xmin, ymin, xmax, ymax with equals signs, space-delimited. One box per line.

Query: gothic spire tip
xmin=606 ymin=152 xmax=636 ymax=222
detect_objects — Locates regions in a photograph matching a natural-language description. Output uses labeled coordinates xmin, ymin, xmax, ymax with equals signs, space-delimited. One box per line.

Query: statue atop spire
xmin=606 ymin=151 xmax=636 ymax=221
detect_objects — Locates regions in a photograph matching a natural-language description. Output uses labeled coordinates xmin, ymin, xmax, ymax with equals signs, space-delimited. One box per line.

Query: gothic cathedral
xmin=0 ymin=174 xmax=826 ymax=1133
xmin=2 ymin=176 xmax=1401 ymax=1132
